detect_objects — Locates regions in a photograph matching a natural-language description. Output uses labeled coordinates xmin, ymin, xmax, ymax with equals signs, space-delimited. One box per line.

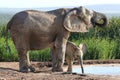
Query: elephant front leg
xmin=52 ymin=39 xmax=67 ymax=72
xmin=18 ymin=49 xmax=35 ymax=72
xmin=52 ymin=47 xmax=65 ymax=72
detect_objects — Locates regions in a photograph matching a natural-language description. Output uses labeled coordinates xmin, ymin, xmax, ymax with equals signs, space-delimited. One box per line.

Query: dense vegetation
xmin=0 ymin=17 xmax=120 ymax=61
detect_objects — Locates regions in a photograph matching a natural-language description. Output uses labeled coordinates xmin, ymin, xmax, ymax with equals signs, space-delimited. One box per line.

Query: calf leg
xmin=66 ymin=57 xmax=73 ymax=73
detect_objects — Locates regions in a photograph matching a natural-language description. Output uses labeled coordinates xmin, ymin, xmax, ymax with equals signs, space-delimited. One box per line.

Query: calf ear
xmin=63 ymin=7 xmax=89 ymax=32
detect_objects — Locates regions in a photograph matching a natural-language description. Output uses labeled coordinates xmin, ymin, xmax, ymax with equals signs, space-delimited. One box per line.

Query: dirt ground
xmin=0 ymin=60 xmax=120 ymax=80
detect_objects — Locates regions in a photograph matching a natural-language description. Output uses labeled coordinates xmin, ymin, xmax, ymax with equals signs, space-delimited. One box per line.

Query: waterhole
xmin=72 ymin=64 xmax=120 ymax=75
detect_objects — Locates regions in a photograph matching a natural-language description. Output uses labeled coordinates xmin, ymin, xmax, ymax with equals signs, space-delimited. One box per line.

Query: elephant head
xmin=63 ymin=6 xmax=108 ymax=32
xmin=91 ymin=11 xmax=108 ymax=27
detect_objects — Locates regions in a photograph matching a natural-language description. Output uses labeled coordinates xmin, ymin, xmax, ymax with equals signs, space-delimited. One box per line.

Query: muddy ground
xmin=0 ymin=59 xmax=120 ymax=80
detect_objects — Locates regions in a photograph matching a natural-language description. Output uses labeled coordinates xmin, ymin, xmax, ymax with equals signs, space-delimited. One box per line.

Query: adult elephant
xmin=6 ymin=6 xmax=108 ymax=72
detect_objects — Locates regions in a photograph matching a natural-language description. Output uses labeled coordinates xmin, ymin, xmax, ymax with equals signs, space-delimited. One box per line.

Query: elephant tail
xmin=6 ymin=22 xmax=11 ymax=53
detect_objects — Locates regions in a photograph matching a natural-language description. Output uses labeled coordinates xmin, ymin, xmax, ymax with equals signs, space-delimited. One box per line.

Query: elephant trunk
xmin=92 ymin=11 xmax=109 ymax=27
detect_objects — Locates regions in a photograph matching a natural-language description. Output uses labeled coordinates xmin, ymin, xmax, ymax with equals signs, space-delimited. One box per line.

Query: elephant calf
xmin=65 ymin=41 xmax=87 ymax=73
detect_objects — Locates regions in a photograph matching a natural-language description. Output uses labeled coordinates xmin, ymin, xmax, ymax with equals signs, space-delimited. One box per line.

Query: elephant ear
xmin=79 ymin=43 xmax=87 ymax=54
xmin=63 ymin=7 xmax=89 ymax=32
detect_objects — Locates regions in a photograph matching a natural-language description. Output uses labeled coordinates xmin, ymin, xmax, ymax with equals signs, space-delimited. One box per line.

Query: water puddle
xmin=73 ymin=64 xmax=120 ymax=75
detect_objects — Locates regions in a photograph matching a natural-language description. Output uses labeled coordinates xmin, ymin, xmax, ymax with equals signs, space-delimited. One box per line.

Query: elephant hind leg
xmin=11 ymin=34 xmax=35 ymax=72
xmin=17 ymin=48 xmax=35 ymax=72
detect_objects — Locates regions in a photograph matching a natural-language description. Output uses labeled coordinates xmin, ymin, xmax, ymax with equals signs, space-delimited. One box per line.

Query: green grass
xmin=29 ymin=49 xmax=51 ymax=61
xmin=72 ymin=38 xmax=117 ymax=60
xmin=0 ymin=37 xmax=18 ymax=61
xmin=0 ymin=17 xmax=120 ymax=61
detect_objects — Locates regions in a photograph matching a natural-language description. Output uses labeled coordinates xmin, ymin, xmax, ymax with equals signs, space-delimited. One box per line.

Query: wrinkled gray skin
xmin=6 ymin=6 xmax=108 ymax=72
xmin=65 ymin=41 xmax=87 ymax=74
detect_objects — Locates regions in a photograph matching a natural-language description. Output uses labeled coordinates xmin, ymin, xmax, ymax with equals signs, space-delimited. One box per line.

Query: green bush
xmin=0 ymin=37 xmax=18 ymax=61
xmin=29 ymin=49 xmax=50 ymax=61
xmin=74 ymin=38 xmax=117 ymax=60
xmin=0 ymin=24 xmax=7 ymax=37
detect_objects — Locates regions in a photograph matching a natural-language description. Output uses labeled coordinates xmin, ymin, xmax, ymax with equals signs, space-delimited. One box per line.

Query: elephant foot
xmin=19 ymin=66 xmax=36 ymax=73
xmin=67 ymin=72 xmax=72 ymax=74
xmin=19 ymin=66 xmax=30 ymax=73
xmin=79 ymin=73 xmax=87 ymax=76
xmin=67 ymin=69 xmax=72 ymax=73
xmin=62 ymin=71 xmax=72 ymax=74
xmin=29 ymin=66 xmax=36 ymax=72
xmin=52 ymin=67 xmax=63 ymax=72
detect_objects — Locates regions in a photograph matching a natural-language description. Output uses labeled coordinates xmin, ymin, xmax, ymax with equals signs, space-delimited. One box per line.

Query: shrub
xmin=0 ymin=37 xmax=18 ymax=61
xmin=73 ymin=38 xmax=118 ymax=60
